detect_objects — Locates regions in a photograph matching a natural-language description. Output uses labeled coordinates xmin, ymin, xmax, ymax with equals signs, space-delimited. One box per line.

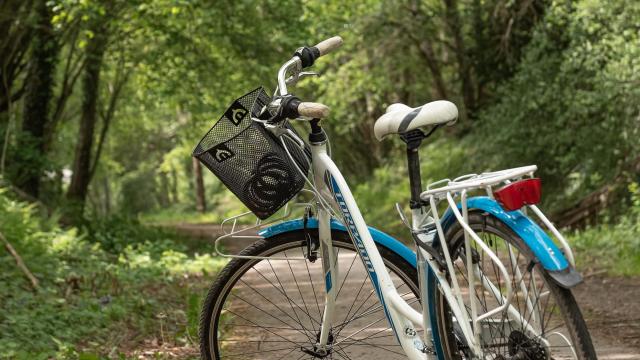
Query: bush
xmin=353 ymin=138 xmax=472 ymax=239
xmin=569 ymin=183 xmax=640 ymax=275
xmin=0 ymin=188 xmax=225 ymax=359
xmin=85 ymin=215 xmax=185 ymax=254
xmin=476 ymin=0 xmax=640 ymax=211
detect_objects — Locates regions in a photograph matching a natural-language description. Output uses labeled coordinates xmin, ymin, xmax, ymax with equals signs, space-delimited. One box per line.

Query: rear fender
xmin=440 ymin=196 xmax=581 ymax=288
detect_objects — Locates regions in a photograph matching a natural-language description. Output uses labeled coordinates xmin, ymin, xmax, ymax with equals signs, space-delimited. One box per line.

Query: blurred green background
xmin=1 ymin=0 xmax=639 ymax=358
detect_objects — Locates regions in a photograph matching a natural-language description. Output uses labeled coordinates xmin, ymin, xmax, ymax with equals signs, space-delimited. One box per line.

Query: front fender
xmin=441 ymin=197 xmax=581 ymax=288
xmin=258 ymin=218 xmax=417 ymax=268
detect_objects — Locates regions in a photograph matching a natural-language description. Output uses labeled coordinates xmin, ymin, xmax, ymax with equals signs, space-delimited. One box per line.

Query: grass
xmin=0 ymin=189 xmax=228 ymax=359
xmin=568 ymin=184 xmax=640 ymax=276
xmin=569 ymin=215 xmax=640 ymax=276
xmin=139 ymin=208 xmax=221 ymax=225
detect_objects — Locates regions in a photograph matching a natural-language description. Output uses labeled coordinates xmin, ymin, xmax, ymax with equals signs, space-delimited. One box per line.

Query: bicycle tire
xmin=199 ymin=229 xmax=421 ymax=360
xmin=430 ymin=211 xmax=597 ymax=359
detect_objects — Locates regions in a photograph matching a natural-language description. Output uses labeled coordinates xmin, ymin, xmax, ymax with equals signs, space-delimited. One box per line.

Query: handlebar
xmin=276 ymin=97 xmax=331 ymax=120
xmin=274 ymin=36 xmax=342 ymax=120
xmin=278 ymin=36 xmax=343 ymax=95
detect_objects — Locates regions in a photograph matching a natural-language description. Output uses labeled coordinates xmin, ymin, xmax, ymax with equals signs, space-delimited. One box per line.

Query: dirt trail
xmin=172 ymin=223 xmax=640 ymax=359
xmin=574 ymin=276 xmax=640 ymax=359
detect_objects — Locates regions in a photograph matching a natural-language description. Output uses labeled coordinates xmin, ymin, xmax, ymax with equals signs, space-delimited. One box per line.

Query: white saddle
xmin=373 ymin=101 xmax=458 ymax=141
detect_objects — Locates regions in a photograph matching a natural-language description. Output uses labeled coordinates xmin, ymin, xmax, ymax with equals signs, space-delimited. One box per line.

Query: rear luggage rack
xmin=420 ymin=165 xmax=574 ymax=267
xmin=416 ymin=165 xmax=576 ymax=344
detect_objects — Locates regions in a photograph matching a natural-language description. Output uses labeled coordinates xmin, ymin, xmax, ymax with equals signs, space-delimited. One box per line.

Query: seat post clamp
xmin=400 ymin=129 xmax=426 ymax=150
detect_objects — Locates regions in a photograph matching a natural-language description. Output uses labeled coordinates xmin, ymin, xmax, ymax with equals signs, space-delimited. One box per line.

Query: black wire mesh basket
xmin=193 ymin=87 xmax=311 ymax=219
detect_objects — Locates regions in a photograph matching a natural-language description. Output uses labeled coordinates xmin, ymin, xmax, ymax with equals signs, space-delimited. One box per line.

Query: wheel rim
xmin=209 ymin=239 xmax=421 ymax=359
xmin=438 ymin=220 xmax=582 ymax=360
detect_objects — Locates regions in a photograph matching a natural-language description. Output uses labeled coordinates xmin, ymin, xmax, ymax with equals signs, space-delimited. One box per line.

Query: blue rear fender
xmin=440 ymin=196 xmax=581 ymax=288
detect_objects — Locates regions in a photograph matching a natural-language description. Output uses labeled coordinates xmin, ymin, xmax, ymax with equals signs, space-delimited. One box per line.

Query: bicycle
xmin=194 ymin=36 xmax=596 ymax=359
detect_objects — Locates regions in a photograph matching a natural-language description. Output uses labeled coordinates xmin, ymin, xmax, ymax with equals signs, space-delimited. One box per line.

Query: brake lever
xmin=286 ymin=71 xmax=320 ymax=85
xmin=274 ymin=67 xmax=319 ymax=97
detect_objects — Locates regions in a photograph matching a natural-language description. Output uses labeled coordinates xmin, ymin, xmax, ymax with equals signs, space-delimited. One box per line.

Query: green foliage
xmin=354 ymin=138 xmax=473 ymax=238
xmin=0 ymin=189 xmax=225 ymax=359
xmin=85 ymin=214 xmax=182 ymax=253
xmin=476 ymin=0 xmax=640 ymax=209
xmin=569 ymin=184 xmax=640 ymax=275
xmin=2 ymin=0 xmax=638 ymax=357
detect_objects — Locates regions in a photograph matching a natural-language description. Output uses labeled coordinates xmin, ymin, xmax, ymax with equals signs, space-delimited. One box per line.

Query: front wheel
xmin=430 ymin=211 xmax=597 ymax=359
xmin=199 ymin=230 xmax=422 ymax=360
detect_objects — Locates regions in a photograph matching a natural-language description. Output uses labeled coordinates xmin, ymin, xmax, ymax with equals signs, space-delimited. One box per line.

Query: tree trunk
xmin=15 ymin=0 xmax=57 ymax=197
xmin=66 ymin=21 xmax=108 ymax=217
xmin=193 ymin=157 xmax=206 ymax=213
xmin=417 ymin=41 xmax=449 ymax=100
xmin=45 ymin=26 xmax=85 ymax=152
xmin=0 ymin=0 xmax=33 ymax=114
xmin=404 ymin=0 xmax=450 ymax=100
xmin=157 ymin=171 xmax=170 ymax=207
xmin=443 ymin=0 xmax=476 ymax=119
xmin=170 ymin=167 xmax=179 ymax=204
xmin=103 ymin=176 xmax=111 ymax=215
xmin=89 ymin=64 xmax=128 ymax=182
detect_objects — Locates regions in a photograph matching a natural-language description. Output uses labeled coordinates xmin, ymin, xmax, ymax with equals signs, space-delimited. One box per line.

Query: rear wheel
xmin=431 ymin=211 xmax=597 ymax=359
xmin=199 ymin=230 xmax=421 ymax=359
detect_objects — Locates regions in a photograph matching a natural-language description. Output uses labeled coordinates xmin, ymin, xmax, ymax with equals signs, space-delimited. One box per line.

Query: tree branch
xmin=50 ymin=27 xmax=86 ymax=131
xmin=0 ymin=230 xmax=39 ymax=291
xmin=89 ymin=65 xmax=130 ymax=181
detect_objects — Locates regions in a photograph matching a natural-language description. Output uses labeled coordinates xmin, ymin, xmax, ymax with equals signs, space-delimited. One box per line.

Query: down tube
xmin=314 ymin=147 xmax=429 ymax=360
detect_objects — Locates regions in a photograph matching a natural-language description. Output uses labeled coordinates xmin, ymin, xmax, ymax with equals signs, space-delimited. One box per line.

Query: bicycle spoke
xmin=303 ymin=247 xmax=324 ymax=320
xmin=237 ymin=278 xmax=313 ymax=341
xmin=262 ymin=259 xmax=322 ymax=328
xmin=222 ymin=308 xmax=310 ymax=351
xmin=445 ymin=224 xmax=582 ymax=359
xmin=210 ymin=239 xmax=420 ymax=359
xmin=284 ymin=251 xmax=318 ymax=334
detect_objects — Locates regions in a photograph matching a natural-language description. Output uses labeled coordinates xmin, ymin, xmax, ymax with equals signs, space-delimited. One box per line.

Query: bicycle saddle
xmin=373 ymin=101 xmax=458 ymax=140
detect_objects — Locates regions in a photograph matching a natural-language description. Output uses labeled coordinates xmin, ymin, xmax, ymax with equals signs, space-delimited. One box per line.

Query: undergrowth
xmin=569 ymin=183 xmax=640 ymax=276
xmin=0 ymin=188 xmax=225 ymax=359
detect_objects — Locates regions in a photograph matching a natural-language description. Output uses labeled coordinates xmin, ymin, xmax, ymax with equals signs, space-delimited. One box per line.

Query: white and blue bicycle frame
xmin=256 ymin=137 xmax=582 ymax=359
xmin=217 ymin=52 xmax=582 ymax=359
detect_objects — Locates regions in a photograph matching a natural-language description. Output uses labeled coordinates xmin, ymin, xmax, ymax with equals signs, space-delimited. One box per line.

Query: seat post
xmin=400 ymin=130 xmax=426 ymax=209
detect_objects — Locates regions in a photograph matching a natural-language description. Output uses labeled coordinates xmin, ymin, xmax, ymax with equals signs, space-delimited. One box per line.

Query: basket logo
xmin=211 ymin=144 xmax=234 ymax=163
xmin=226 ymin=101 xmax=248 ymax=126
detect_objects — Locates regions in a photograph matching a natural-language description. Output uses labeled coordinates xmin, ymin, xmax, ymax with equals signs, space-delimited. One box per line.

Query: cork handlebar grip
xmin=298 ymin=102 xmax=330 ymax=118
xmin=313 ymin=36 xmax=343 ymax=57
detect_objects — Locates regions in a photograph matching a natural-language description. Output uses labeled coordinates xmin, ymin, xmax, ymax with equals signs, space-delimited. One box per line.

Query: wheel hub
xmin=301 ymin=330 xmax=334 ymax=358
xmin=506 ymin=330 xmax=548 ymax=360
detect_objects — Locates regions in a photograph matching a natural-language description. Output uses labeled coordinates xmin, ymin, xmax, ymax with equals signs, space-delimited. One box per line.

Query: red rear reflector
xmin=493 ymin=178 xmax=542 ymax=211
